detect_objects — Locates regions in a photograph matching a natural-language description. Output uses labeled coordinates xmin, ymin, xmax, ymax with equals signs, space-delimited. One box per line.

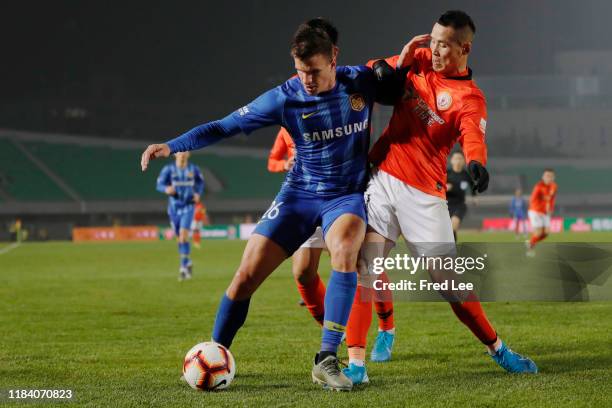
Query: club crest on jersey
xmin=187 ymin=172 xmax=194 ymax=178
xmin=436 ymin=91 xmax=452 ymax=111
xmin=349 ymin=94 xmax=365 ymax=111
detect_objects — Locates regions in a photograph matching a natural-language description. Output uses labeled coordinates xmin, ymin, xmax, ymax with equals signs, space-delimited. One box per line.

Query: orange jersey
xmin=368 ymin=49 xmax=488 ymax=199
xmin=267 ymin=127 xmax=295 ymax=172
xmin=193 ymin=202 xmax=209 ymax=223
xmin=529 ymin=181 xmax=557 ymax=214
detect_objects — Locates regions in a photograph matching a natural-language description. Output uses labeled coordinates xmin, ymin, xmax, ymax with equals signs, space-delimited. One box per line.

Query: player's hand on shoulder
xmin=467 ymin=161 xmax=489 ymax=194
xmin=397 ymin=34 xmax=431 ymax=69
xmin=141 ymin=143 xmax=171 ymax=171
xmin=193 ymin=193 xmax=201 ymax=203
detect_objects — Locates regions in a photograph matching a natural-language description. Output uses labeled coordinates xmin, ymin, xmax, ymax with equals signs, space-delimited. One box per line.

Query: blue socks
xmin=212 ymin=294 xmax=251 ymax=348
xmin=178 ymin=242 xmax=190 ymax=268
xmin=321 ymin=270 xmax=357 ymax=355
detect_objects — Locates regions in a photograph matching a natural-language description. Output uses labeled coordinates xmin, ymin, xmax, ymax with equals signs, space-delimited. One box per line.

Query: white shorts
xmin=299 ymin=226 xmax=327 ymax=249
xmin=365 ymin=169 xmax=455 ymax=256
xmin=528 ymin=210 xmax=550 ymax=229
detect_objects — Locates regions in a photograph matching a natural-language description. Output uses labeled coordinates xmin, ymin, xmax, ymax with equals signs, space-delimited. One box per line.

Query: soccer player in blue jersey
xmin=141 ymin=21 xmax=402 ymax=390
xmin=156 ymin=151 xmax=205 ymax=281
xmin=510 ymin=188 xmax=527 ymax=238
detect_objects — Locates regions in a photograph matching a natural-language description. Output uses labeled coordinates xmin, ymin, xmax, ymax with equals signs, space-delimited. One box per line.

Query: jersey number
xmin=262 ymin=200 xmax=284 ymax=220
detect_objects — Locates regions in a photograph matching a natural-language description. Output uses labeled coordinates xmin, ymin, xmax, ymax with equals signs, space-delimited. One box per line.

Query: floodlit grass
xmin=1 ymin=234 xmax=611 ymax=407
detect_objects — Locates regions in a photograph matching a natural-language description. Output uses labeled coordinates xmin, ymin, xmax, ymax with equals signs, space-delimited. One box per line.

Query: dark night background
xmin=2 ymin=1 xmax=609 ymax=145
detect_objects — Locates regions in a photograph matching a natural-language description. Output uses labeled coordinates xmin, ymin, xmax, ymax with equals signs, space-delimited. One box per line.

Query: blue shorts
xmin=168 ymin=205 xmax=195 ymax=236
xmin=254 ymin=187 xmax=367 ymax=256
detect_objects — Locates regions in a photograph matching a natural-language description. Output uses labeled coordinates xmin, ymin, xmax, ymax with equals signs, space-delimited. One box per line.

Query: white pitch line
xmin=0 ymin=242 xmax=20 ymax=255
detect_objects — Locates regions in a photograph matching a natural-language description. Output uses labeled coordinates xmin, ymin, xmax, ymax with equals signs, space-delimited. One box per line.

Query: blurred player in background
xmin=344 ymin=10 xmax=538 ymax=384
xmin=527 ymin=169 xmax=557 ymax=256
xmin=446 ymin=150 xmax=474 ymax=242
xmin=156 ymin=152 xmax=204 ymax=280
xmin=142 ymin=19 xmax=403 ymax=390
xmin=510 ymin=188 xmax=527 ymax=238
xmin=191 ymin=201 xmax=209 ymax=249
xmin=268 ymin=127 xmax=296 ymax=172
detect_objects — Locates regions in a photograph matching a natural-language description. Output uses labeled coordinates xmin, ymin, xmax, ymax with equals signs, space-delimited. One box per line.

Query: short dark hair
xmin=306 ymin=17 xmax=338 ymax=46
xmin=543 ymin=168 xmax=555 ymax=173
xmin=291 ymin=22 xmax=334 ymax=60
xmin=438 ymin=10 xmax=476 ymax=35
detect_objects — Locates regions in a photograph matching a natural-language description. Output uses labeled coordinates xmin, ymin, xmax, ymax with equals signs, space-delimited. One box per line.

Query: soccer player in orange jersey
xmin=267 ymin=127 xmax=296 ymax=172
xmin=342 ymin=10 xmax=538 ymax=384
xmin=191 ymin=201 xmax=209 ymax=249
xmin=526 ymin=169 xmax=557 ymax=256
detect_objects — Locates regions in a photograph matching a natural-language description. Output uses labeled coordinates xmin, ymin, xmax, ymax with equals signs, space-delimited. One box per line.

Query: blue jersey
xmin=510 ymin=196 xmax=527 ymax=218
xmin=156 ymin=162 xmax=205 ymax=212
xmin=167 ymin=66 xmax=378 ymax=197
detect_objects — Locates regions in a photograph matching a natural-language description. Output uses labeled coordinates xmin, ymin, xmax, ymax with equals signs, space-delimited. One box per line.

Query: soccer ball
xmin=182 ymin=342 xmax=235 ymax=391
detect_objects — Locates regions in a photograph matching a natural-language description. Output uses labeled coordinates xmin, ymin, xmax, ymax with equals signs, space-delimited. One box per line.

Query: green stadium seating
xmin=3 ymin=139 xmax=607 ymax=202
xmin=0 ymin=139 xmax=69 ymax=201
xmin=493 ymin=165 xmax=612 ymax=194
xmin=23 ymin=141 xmax=284 ymax=201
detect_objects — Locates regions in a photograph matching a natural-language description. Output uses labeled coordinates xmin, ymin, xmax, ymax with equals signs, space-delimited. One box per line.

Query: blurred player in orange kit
xmin=191 ymin=201 xmax=210 ymax=249
xmin=343 ymin=10 xmax=538 ymax=384
xmin=267 ymin=127 xmax=296 ymax=172
xmin=526 ymin=169 xmax=557 ymax=256
xmin=268 ymin=126 xmax=324 ymax=315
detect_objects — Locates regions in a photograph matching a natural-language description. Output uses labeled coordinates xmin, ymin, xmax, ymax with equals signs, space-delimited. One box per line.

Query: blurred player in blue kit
xmin=156 ymin=151 xmax=204 ymax=281
xmin=510 ymin=188 xmax=527 ymax=238
xmin=141 ymin=19 xmax=403 ymax=390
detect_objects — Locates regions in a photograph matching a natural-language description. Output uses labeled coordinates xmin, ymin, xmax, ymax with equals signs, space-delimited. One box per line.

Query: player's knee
xmin=329 ymin=240 xmax=358 ymax=271
xmin=178 ymin=229 xmax=189 ymax=242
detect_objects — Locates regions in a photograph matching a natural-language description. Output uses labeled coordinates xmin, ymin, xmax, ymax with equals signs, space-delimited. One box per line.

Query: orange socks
xmin=450 ymin=300 xmax=497 ymax=345
xmin=296 ymin=274 xmax=326 ymax=326
xmin=346 ymin=285 xmax=373 ymax=350
xmin=192 ymin=230 xmax=201 ymax=246
xmin=374 ymin=272 xmax=394 ymax=331
xmin=529 ymin=232 xmax=548 ymax=248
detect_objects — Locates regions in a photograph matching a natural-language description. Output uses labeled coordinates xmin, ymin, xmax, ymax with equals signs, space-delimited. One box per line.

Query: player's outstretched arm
xmin=141 ymin=87 xmax=284 ymax=172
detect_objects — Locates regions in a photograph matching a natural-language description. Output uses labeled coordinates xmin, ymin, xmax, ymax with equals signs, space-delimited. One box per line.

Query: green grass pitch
xmin=1 ymin=232 xmax=611 ymax=407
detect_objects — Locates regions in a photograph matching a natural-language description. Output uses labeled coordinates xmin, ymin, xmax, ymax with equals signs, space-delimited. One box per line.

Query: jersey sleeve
xmin=457 ymin=93 xmax=488 ymax=166
xmin=166 ymin=114 xmax=242 ymax=153
xmin=193 ymin=166 xmax=205 ymax=195
xmin=267 ymin=128 xmax=290 ymax=172
xmin=230 ymin=86 xmax=286 ymax=135
xmin=166 ymin=86 xmax=286 ymax=154
xmin=156 ymin=165 xmax=172 ymax=194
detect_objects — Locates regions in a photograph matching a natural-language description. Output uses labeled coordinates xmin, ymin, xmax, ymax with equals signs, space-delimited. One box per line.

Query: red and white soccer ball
xmin=183 ymin=342 xmax=235 ymax=391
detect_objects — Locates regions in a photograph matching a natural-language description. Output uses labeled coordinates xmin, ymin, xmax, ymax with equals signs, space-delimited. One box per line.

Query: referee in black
xmin=446 ymin=151 xmax=474 ymax=242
